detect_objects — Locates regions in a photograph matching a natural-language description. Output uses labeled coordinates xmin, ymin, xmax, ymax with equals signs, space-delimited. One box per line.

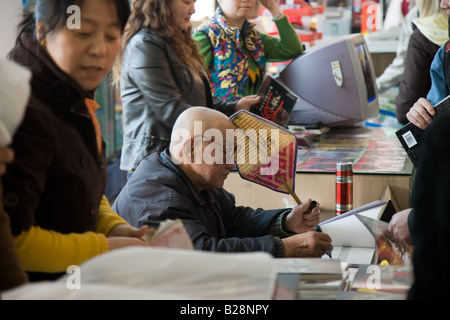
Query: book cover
xmin=250 ymin=74 xmax=297 ymax=127
xmin=396 ymin=94 xmax=450 ymax=168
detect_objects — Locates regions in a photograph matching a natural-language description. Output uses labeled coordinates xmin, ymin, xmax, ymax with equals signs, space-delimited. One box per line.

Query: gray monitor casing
xmin=279 ymin=33 xmax=379 ymax=127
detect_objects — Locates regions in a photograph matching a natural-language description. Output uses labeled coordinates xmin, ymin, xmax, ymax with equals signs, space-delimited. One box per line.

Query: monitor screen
xmin=355 ymin=43 xmax=376 ymax=104
xmin=278 ymin=33 xmax=379 ymax=127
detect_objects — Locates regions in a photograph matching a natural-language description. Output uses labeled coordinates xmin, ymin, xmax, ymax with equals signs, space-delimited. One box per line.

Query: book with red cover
xmin=250 ymin=74 xmax=297 ymax=127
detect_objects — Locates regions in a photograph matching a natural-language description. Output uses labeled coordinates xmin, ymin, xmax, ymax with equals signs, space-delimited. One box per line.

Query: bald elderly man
xmin=112 ymin=107 xmax=332 ymax=257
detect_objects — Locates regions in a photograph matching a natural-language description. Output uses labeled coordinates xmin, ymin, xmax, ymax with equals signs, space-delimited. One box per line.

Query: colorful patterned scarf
xmin=195 ymin=8 xmax=265 ymax=100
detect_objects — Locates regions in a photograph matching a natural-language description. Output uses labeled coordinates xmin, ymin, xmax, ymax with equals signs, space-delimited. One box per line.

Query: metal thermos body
xmin=336 ymin=162 xmax=353 ymax=215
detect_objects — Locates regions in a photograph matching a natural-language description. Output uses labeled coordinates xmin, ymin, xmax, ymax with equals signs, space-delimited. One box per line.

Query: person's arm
xmin=406 ymin=46 xmax=447 ymax=129
xmin=388 ymin=208 xmax=413 ymax=245
xmin=145 ymin=205 xmax=282 ymax=255
xmin=98 ymin=195 xmax=150 ymax=244
xmin=130 ymin=182 xmax=283 ymax=255
xmin=426 ymin=45 xmax=448 ymax=105
xmin=96 ymin=195 xmax=129 ymax=235
xmin=192 ymin=31 xmax=213 ymax=70
xmin=12 ymin=196 xmax=130 ymax=274
xmin=224 ymin=195 xmax=331 ymax=258
xmin=193 ymin=16 xmax=303 ymax=66
xmin=261 ymin=15 xmax=303 ymax=62
xmin=13 ymin=196 xmax=146 ymax=274
xmin=14 ymin=226 xmax=108 ymax=273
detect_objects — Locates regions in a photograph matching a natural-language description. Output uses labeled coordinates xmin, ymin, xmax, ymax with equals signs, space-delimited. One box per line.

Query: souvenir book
xmin=396 ymin=95 xmax=450 ymax=168
xmin=250 ymin=74 xmax=297 ymax=127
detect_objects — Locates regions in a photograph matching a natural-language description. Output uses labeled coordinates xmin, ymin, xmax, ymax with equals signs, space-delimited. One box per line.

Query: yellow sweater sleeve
xmin=14 ymin=195 xmax=128 ymax=273
xmin=15 ymin=226 xmax=108 ymax=273
xmin=96 ymin=195 xmax=129 ymax=235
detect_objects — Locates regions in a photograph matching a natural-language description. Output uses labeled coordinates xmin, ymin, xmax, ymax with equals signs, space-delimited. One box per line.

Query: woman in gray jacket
xmin=114 ymin=0 xmax=260 ymax=173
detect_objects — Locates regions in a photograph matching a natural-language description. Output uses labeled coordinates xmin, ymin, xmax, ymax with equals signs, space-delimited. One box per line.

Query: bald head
xmin=170 ymin=107 xmax=235 ymax=165
xmin=169 ymin=107 xmax=236 ymax=191
xmin=171 ymin=107 xmax=233 ymax=138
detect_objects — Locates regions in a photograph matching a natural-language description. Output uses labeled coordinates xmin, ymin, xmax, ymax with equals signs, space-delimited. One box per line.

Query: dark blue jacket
xmin=113 ymin=150 xmax=288 ymax=256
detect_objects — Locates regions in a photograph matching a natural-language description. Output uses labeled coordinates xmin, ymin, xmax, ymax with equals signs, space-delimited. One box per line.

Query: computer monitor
xmin=278 ymin=33 xmax=379 ymax=127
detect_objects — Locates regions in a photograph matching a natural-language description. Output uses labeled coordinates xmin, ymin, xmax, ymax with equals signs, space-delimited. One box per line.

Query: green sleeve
xmin=192 ymin=31 xmax=213 ymax=68
xmin=261 ymin=15 xmax=303 ymax=62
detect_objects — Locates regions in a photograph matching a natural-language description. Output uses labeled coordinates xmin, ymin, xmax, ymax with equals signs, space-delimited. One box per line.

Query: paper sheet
xmin=0 ymin=58 xmax=31 ymax=146
xmin=3 ymin=247 xmax=277 ymax=300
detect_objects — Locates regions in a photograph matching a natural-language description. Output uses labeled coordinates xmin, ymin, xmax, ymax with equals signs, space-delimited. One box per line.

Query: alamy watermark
xmin=365 ymin=265 xmax=381 ymax=289
xmin=170 ymin=121 xmax=280 ymax=175
xmin=66 ymin=5 xmax=81 ymax=30
xmin=66 ymin=265 xmax=81 ymax=289
xmin=63 ymin=6 xmax=280 ymax=175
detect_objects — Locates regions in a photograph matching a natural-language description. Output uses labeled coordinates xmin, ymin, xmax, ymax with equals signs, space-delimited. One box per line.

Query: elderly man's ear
xmin=173 ymin=136 xmax=205 ymax=165
xmin=170 ymin=136 xmax=192 ymax=165
xmin=177 ymin=136 xmax=198 ymax=164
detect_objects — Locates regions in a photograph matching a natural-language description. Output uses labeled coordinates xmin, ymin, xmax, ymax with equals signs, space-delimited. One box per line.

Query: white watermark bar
xmin=66 ymin=5 xmax=81 ymax=29
xmin=66 ymin=265 xmax=81 ymax=289
xmin=170 ymin=121 xmax=280 ymax=175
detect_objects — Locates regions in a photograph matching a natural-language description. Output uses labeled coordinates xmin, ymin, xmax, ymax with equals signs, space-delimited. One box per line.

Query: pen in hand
xmin=306 ymin=200 xmax=317 ymax=213
xmin=313 ymin=224 xmax=332 ymax=259
xmin=307 ymin=200 xmax=332 ymax=259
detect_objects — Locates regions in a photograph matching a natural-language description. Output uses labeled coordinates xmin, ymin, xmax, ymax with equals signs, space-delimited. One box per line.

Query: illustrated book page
xmin=317 ymin=200 xmax=392 ymax=265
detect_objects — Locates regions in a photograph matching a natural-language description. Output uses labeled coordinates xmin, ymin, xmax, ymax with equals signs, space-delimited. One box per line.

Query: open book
xmin=396 ymin=94 xmax=450 ymax=168
xmin=317 ymin=200 xmax=397 ymax=265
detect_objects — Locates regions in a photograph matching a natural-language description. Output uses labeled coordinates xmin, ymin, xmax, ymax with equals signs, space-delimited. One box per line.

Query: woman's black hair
xmin=17 ymin=0 xmax=130 ymax=41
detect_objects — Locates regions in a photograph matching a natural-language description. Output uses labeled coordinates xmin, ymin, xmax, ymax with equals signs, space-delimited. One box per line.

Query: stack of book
xmin=274 ymin=258 xmax=348 ymax=300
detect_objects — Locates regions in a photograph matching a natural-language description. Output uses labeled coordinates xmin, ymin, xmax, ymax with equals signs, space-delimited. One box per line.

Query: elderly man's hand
xmin=284 ymin=199 xmax=321 ymax=234
xmin=282 ymin=231 xmax=332 ymax=257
